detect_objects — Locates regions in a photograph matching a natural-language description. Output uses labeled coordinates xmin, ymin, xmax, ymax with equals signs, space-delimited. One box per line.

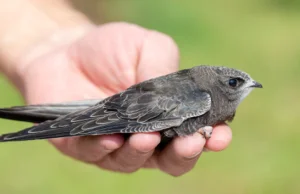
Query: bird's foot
xmin=163 ymin=129 xmax=177 ymax=138
xmin=198 ymin=126 xmax=213 ymax=139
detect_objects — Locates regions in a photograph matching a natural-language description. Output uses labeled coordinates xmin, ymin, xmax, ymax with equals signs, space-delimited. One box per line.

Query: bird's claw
xmin=198 ymin=126 xmax=213 ymax=139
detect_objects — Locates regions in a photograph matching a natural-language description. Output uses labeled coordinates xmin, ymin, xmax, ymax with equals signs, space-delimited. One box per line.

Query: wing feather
xmin=0 ymin=74 xmax=211 ymax=142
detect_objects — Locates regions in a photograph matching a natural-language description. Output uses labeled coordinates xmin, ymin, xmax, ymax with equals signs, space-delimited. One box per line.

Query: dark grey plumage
xmin=0 ymin=99 xmax=100 ymax=123
xmin=0 ymin=65 xmax=262 ymax=143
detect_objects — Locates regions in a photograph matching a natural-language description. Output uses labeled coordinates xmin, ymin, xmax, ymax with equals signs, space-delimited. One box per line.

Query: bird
xmin=0 ymin=65 xmax=262 ymax=144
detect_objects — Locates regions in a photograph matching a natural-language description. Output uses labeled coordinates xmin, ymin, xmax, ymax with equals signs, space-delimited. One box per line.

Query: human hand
xmin=7 ymin=22 xmax=232 ymax=176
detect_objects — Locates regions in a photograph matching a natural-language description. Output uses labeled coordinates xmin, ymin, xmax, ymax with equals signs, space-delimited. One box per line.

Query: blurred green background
xmin=0 ymin=0 xmax=299 ymax=194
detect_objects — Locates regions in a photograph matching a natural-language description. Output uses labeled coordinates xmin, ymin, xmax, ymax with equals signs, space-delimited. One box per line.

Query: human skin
xmin=0 ymin=0 xmax=232 ymax=176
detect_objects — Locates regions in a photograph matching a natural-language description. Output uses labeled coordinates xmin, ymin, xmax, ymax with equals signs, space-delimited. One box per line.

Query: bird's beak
xmin=250 ymin=81 xmax=263 ymax=88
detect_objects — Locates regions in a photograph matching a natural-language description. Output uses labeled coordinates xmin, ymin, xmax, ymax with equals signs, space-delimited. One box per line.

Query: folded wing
xmin=0 ymin=76 xmax=211 ymax=142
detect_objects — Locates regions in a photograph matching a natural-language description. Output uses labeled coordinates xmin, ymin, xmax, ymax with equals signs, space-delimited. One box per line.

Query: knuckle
xmin=119 ymin=166 xmax=139 ymax=173
xmin=149 ymin=30 xmax=179 ymax=55
xmin=96 ymin=156 xmax=141 ymax=173
xmin=97 ymin=162 xmax=140 ymax=173
xmin=159 ymin=161 xmax=195 ymax=177
xmin=81 ymin=153 xmax=103 ymax=163
xmin=116 ymin=159 xmax=141 ymax=173
xmin=161 ymin=167 xmax=185 ymax=177
xmin=169 ymin=171 xmax=184 ymax=177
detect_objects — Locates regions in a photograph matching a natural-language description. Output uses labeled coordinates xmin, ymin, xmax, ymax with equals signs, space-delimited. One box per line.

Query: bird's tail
xmin=0 ymin=99 xmax=100 ymax=123
xmin=0 ymin=126 xmax=79 ymax=142
xmin=0 ymin=134 xmax=4 ymax=142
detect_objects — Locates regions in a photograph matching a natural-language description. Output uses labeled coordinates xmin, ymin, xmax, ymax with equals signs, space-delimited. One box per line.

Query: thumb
xmin=73 ymin=22 xmax=180 ymax=93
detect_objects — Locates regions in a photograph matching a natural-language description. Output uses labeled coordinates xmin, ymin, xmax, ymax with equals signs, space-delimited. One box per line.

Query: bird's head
xmin=191 ymin=65 xmax=262 ymax=105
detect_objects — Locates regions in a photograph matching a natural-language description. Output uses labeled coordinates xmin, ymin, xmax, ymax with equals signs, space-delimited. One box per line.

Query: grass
xmin=0 ymin=1 xmax=299 ymax=194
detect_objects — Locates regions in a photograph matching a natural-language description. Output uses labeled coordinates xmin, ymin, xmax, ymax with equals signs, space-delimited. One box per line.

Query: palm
xmin=18 ymin=23 xmax=232 ymax=176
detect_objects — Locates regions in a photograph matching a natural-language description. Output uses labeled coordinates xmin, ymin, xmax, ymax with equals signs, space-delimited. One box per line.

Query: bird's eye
xmin=228 ymin=78 xmax=238 ymax=87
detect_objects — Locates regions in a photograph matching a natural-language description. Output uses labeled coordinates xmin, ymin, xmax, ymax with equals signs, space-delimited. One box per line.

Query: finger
xmin=137 ymin=30 xmax=179 ymax=81
xmin=97 ymin=133 xmax=161 ymax=173
xmin=205 ymin=124 xmax=232 ymax=152
xmin=143 ymin=156 xmax=159 ymax=168
xmin=157 ymin=132 xmax=206 ymax=177
xmin=50 ymin=134 xmax=124 ymax=163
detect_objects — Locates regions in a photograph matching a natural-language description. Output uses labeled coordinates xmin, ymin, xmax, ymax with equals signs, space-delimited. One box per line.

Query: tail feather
xmin=0 ymin=99 xmax=100 ymax=123
xmin=0 ymin=132 xmax=74 ymax=142
xmin=0 ymin=126 xmax=77 ymax=142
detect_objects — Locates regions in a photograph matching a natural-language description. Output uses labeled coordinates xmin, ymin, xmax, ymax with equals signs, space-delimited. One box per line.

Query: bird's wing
xmin=0 ymin=99 xmax=100 ymax=123
xmin=0 ymin=77 xmax=211 ymax=142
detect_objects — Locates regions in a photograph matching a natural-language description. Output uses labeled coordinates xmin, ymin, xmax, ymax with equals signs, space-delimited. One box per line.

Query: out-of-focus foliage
xmin=0 ymin=1 xmax=299 ymax=194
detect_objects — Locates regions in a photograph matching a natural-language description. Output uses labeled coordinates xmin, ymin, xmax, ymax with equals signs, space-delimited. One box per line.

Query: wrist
xmin=0 ymin=0 xmax=92 ymax=84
